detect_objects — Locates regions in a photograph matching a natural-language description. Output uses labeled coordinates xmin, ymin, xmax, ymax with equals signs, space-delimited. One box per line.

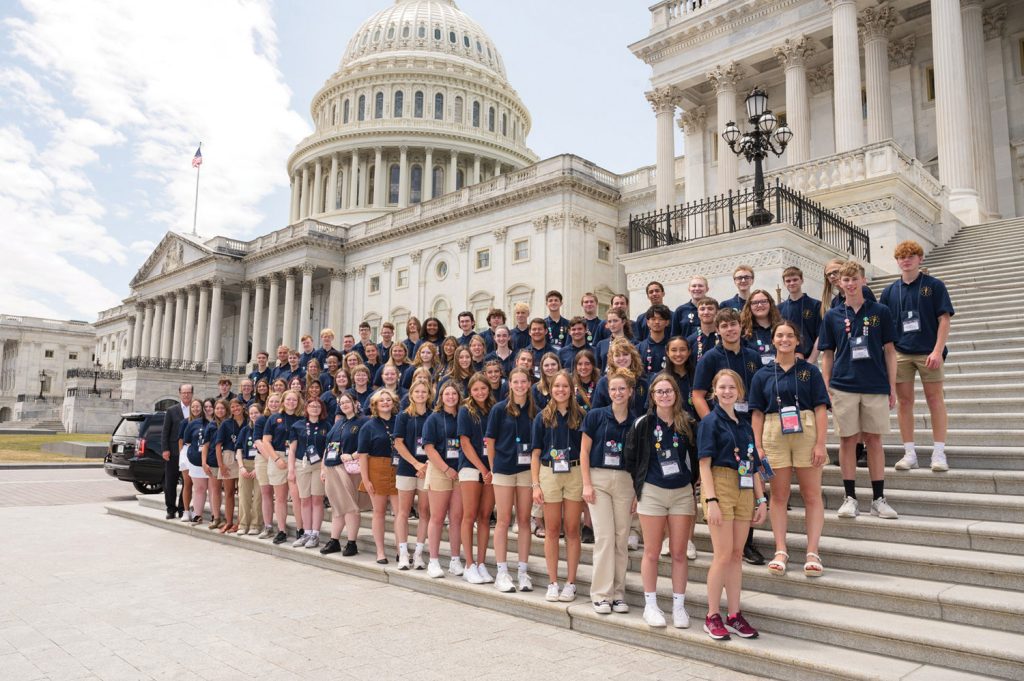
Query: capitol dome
xmin=286 ymin=0 xmax=537 ymax=224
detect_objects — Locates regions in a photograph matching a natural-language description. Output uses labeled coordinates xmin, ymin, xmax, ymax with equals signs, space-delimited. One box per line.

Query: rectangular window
xmin=925 ymin=66 xmax=935 ymax=102
xmin=512 ymin=238 xmax=529 ymax=263
xmin=597 ymin=240 xmax=611 ymax=263
xmin=396 ymin=268 xmax=409 ymax=289
xmin=69 ymin=352 xmax=78 ymax=360
xmin=475 ymin=248 xmax=490 ymax=271
xmin=369 ymin=275 xmax=381 ymax=294
xmin=44 ymin=350 xmax=54 ymax=358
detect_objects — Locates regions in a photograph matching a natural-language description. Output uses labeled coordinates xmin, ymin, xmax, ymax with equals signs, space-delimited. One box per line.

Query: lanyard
xmin=653 ymin=419 xmax=680 ymax=460
xmin=772 ymin=363 xmax=801 ymax=411
xmin=897 ymin=276 xmax=922 ymax=319
xmin=724 ymin=414 xmax=753 ymax=464
xmin=723 ymin=347 xmax=749 ymax=389
xmin=377 ymin=417 xmax=394 ymax=451
xmin=306 ymin=420 xmax=323 ymax=455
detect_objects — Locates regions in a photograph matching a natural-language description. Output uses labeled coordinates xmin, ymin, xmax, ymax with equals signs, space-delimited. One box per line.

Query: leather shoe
xmin=742 ymin=543 xmax=765 ymax=566
xmin=165 ymin=511 xmax=176 ymax=520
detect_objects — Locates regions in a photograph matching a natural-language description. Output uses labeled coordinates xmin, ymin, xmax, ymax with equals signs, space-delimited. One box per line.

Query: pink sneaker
xmin=703 ymin=613 xmax=730 ymax=640
xmin=726 ymin=612 xmax=759 ymax=639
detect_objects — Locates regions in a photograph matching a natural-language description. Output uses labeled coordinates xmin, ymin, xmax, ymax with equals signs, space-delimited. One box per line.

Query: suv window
xmin=113 ymin=418 xmax=143 ymax=438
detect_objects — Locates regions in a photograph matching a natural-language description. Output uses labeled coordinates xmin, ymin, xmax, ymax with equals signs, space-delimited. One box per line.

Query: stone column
xmin=250 ymin=278 xmax=265 ymax=363
xmin=299 ymin=165 xmax=309 ymax=218
xmin=931 ymin=0 xmax=979 ymax=223
xmin=127 ymin=314 xmax=138 ymax=358
xmin=373 ymin=147 xmax=385 ymax=207
xmin=206 ymin=279 xmax=223 ymax=366
xmin=193 ymin=284 xmax=210 ymax=363
xmin=707 ymin=62 xmax=743 ymax=195
xmin=298 ymin=265 xmax=314 ymax=340
xmin=774 ymin=36 xmax=814 ymax=164
xmin=423 ymin=147 xmax=434 ymax=200
xmin=290 ymin=174 xmax=300 ymax=223
xmin=647 ymin=86 xmax=679 ymax=210
xmin=236 ymin=283 xmax=251 ymax=368
xmin=982 ymin=6 xmax=1012 ymax=217
xmin=359 ymin=155 xmax=369 ymax=206
xmin=148 ymin=299 xmax=162 ymax=358
xmin=827 ymin=0 xmax=865 ymax=152
xmin=448 ymin=150 xmax=458 ymax=192
xmin=398 ymin=146 xmax=410 ymax=208
xmin=679 ymin=107 xmax=707 ymax=203
xmin=859 ymin=6 xmax=896 ymax=143
xmin=171 ymin=290 xmax=186 ymax=360
xmin=472 ymin=154 xmax=481 ymax=185
xmin=328 ymin=269 xmax=344 ymax=334
xmin=494 ymin=162 xmax=502 ymax=176
xmin=888 ymin=37 xmax=918 ymax=156
xmin=349 ymin=152 xmax=360 ymax=209
xmin=327 ymin=153 xmax=338 ymax=212
xmin=182 ymin=287 xmax=197 ymax=362
xmin=961 ymin=0 xmax=998 ymax=216
xmin=159 ymin=295 xmax=174 ymax=360
xmin=282 ymin=270 xmax=296 ymax=349
xmin=265 ymin=273 xmax=280 ymax=352
xmin=312 ymin=158 xmax=323 ymax=215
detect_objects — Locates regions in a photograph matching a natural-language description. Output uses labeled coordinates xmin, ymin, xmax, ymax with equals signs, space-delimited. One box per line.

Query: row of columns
xmin=129 ymin=280 xmax=225 ymax=366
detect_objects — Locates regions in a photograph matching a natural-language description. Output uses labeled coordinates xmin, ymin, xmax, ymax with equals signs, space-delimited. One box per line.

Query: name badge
xmin=392 ymin=452 xmax=400 ymax=467
xmin=246 ymin=448 xmax=258 ymax=460
xmin=446 ymin=437 xmax=460 ymax=461
xmin=851 ymin=336 xmax=871 ymax=361
xmin=326 ymin=442 xmax=340 ymax=463
xmin=517 ymin=442 xmax=532 ymax=466
xmin=603 ymin=440 xmax=622 ymax=468
xmin=739 ymin=474 xmax=754 ymax=489
xmin=306 ymin=445 xmax=321 ymax=464
xmin=550 ymin=448 xmax=570 ymax=473
xmin=533 ymin=366 xmax=541 ymax=380
xmin=759 ymin=455 xmax=775 ymax=482
xmin=779 ymin=406 xmax=803 ymax=434
xmin=902 ymin=310 xmax=920 ymax=334
xmin=415 ymin=443 xmax=426 ymax=459
xmin=660 ymin=458 xmax=681 ymax=477
xmin=760 ymin=355 xmax=774 ymax=366
xmin=735 ymin=401 xmax=749 ymax=413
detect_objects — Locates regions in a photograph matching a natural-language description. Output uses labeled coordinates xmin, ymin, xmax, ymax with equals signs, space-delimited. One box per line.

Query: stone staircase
xmin=108 ymin=217 xmax=1024 ymax=680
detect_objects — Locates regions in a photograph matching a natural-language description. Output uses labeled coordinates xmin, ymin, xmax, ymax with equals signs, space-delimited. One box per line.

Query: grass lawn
xmin=0 ymin=433 xmax=108 ymax=463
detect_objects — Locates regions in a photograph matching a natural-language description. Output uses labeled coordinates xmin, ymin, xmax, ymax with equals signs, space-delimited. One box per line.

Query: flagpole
xmin=192 ymin=142 xmax=202 ymax=236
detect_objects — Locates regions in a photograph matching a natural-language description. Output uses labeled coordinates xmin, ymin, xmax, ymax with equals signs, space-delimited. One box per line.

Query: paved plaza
xmin=1 ymin=469 xmax=760 ymax=681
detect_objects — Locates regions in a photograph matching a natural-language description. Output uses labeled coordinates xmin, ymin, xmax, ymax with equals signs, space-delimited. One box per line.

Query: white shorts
xmin=396 ymin=474 xmax=428 ymax=492
xmin=178 ymin=447 xmax=189 ymax=473
xmin=458 ymin=468 xmax=483 ymax=483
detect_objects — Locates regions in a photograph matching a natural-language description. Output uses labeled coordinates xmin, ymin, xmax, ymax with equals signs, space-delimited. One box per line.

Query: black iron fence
xmin=629 ymin=179 xmax=870 ymax=262
xmin=66 ymin=369 xmax=122 ymax=380
xmin=121 ymin=357 xmax=246 ymax=374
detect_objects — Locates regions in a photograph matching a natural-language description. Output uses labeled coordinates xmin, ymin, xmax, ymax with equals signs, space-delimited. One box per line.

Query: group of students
xmin=161 ymin=239 xmax=953 ymax=642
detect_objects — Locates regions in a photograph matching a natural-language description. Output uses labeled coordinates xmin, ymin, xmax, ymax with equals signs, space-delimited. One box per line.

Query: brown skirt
xmin=359 ymin=455 xmax=397 ymax=497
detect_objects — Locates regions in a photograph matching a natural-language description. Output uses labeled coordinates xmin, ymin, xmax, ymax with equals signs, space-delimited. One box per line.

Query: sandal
xmin=767 ymin=551 xmax=789 ymax=576
xmin=533 ymin=526 xmax=546 ymax=539
xmin=804 ymin=552 xmax=823 ymax=578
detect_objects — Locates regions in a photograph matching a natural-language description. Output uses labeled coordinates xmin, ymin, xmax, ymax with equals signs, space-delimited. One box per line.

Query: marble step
xmin=826 ymin=426 xmax=1023 ymax=448
xmin=806 ymin=485 xmax=1024 ymax=523
xmin=819 ymin=466 xmax=1024 ymax=495
xmin=944 ymin=338 xmax=1024 ymax=353
xmin=825 ymin=443 xmax=1024 ymax=471
xmin=911 ymin=397 xmax=1024 ymax=415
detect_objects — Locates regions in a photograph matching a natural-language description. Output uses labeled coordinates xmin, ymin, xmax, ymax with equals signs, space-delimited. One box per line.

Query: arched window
xmin=357 ymin=95 xmax=366 ymax=121
xmin=418 ymin=24 xmax=426 ymax=38
xmin=449 ymin=30 xmax=456 ymax=43
xmin=388 ymin=164 xmax=400 ymax=204
xmin=454 ymin=96 xmax=464 ymax=124
xmin=456 ymin=168 xmax=465 ymax=189
xmin=343 ymin=99 xmax=350 ymax=124
xmin=432 ymin=166 xmax=444 ymax=198
xmin=488 ymin=106 xmax=495 ymax=132
xmin=410 ymin=164 xmax=423 ymax=204
xmin=414 ymin=91 xmax=424 ymax=118
xmin=434 ymin=93 xmax=444 ymax=120
xmin=373 ymin=28 xmax=381 ymax=42
xmin=432 ymin=297 xmax=451 ymax=330
xmin=463 ymin=35 xmax=470 ymax=48
xmin=387 ymin=25 xmax=395 ymax=40
xmin=394 ymin=90 xmax=404 ymax=118
xmin=501 ymin=112 xmax=507 ymax=136
xmin=402 ymin=24 xmax=410 ymax=38
xmin=472 ymin=101 xmax=480 ymax=127
xmin=433 ymin=27 xmax=441 ymax=40
xmin=374 ymin=92 xmax=384 ymax=119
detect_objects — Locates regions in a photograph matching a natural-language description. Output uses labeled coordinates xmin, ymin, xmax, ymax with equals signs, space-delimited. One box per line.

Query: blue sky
xmin=0 ymin=1 xmax=653 ymax=321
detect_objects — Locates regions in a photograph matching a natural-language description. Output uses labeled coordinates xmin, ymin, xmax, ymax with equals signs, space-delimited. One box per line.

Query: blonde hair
xmin=505 ymin=367 xmax=537 ymax=420
xmin=607 ymin=338 xmax=643 ymax=376
xmin=541 ymin=370 xmax=583 ymax=429
xmin=368 ymin=388 xmax=398 ymax=417
xmin=712 ymin=369 xmax=746 ymax=402
xmin=462 ymin=373 xmax=496 ymax=423
xmin=404 ymin=379 xmax=434 ymax=416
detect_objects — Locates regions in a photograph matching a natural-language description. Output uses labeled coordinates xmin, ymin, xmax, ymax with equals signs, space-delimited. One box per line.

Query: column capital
xmin=706 ymin=63 xmax=744 ymax=95
xmin=773 ymin=35 xmax=815 ymax=68
xmin=533 ymin=216 xmax=549 ymax=232
xmin=354 ymin=265 xmax=367 ymax=276
xmin=399 ymin=145 xmax=409 ymax=154
xmin=266 ymin=272 xmax=279 ymax=285
xmin=982 ymin=5 xmax=1007 ymax=40
xmin=424 ymin=146 xmax=434 ymax=155
xmin=252 ymin=276 xmax=266 ymax=289
xmin=284 ymin=269 xmax=296 ymax=281
xmin=300 ymin=264 xmax=316 ymax=276
xmin=198 ymin=280 xmax=212 ymax=291
xmin=677 ymin=106 xmax=707 ymax=134
xmin=330 ymin=268 xmax=346 ymax=281
xmin=887 ymin=35 xmax=916 ymax=67
xmin=374 ymin=145 xmax=383 ymax=153
xmin=456 ymin=237 xmax=470 ymax=252
xmin=858 ymin=5 xmax=897 ymax=41
xmin=960 ymin=0 xmax=985 ymax=8
xmin=381 ymin=257 xmax=393 ymax=271
xmin=645 ymin=85 xmax=680 ymax=114
xmin=209 ymin=277 xmax=224 ymax=288
xmin=144 ymin=300 xmax=156 ymax=310
xmin=824 ymin=0 xmax=856 ymax=9
xmin=808 ymin=63 xmax=835 ymax=94
xmin=492 ymin=226 xmax=507 ymax=242
xmin=409 ymin=249 xmax=423 ymax=263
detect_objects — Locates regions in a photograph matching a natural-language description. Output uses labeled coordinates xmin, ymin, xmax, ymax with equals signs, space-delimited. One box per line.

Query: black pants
xmin=164 ymin=456 xmax=182 ymax=514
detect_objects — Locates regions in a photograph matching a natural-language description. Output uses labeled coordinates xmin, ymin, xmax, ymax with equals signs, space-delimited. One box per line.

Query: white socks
xmin=497 ymin=562 xmax=508 ymax=573
xmin=933 ymin=441 xmax=945 ymax=455
xmin=903 ymin=442 xmax=916 ymax=457
xmin=673 ymin=593 xmax=685 ymax=609
xmin=644 ymin=592 xmax=658 ymax=607
xmin=518 ymin=561 xmax=528 ymax=574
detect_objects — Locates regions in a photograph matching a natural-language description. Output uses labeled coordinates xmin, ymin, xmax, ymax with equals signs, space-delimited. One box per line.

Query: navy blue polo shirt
xmin=531 ymin=410 xmax=583 ymax=464
xmin=831 ymin=286 xmax=876 ymax=308
xmin=817 ymin=300 xmax=896 ymax=395
xmin=326 ymin=415 xmax=367 ymax=466
xmin=237 ymin=423 xmax=257 ymax=460
xmin=298 ymin=351 xmax=316 ymax=371
xmin=483 ymin=350 xmax=515 ymax=376
xmin=485 ymin=400 xmax=534 ymax=475
xmin=584 ymin=317 xmax=606 ymax=346
xmin=693 ymin=344 xmax=762 ymax=394
xmin=720 ymin=294 xmax=748 ymax=312
xmin=558 ymin=343 xmax=590 ymax=369
xmin=216 ymin=418 xmax=243 ymax=455
xmin=422 ymin=410 xmax=460 ymax=466
xmin=748 ymin=359 xmax=830 ymax=415
xmin=527 ymin=343 xmax=558 ymax=369
xmin=271 ymin=365 xmax=302 ymax=383
xmin=594 ymin=337 xmax=614 ymax=371
xmin=319 ymin=391 xmax=338 ymax=422
xmin=637 ymin=335 xmax=668 ymax=376
xmin=670 ymin=372 xmax=697 ymax=421
xmin=879 ymin=273 xmax=954 ymax=355
xmin=288 ymin=418 xmax=330 ymax=462
xmin=490 ymin=380 xmax=509 ymax=404
xmin=183 ymin=419 xmax=207 ymax=466
xmin=743 ymin=325 xmax=776 ymax=366
xmin=544 ymin=316 xmax=570 ymax=349
xmin=314 ymin=373 xmax=334 ymax=394
xmin=591 ymin=374 xmax=649 ymax=412
xmin=643 ymin=416 xmax=693 ymax=489
xmin=377 ymin=342 xmax=395 ymax=364
xmin=457 ymin=405 xmax=491 ymax=471
xmin=202 ymin=421 xmax=219 ymax=467
xmin=351 ymin=341 xmax=370 ymax=362
xmin=510 ymin=326 xmax=531 ymax=351
xmin=582 ymin=406 xmax=636 ymax=470
xmin=394 ymin=410 xmax=428 ymax=477
xmin=671 ymin=302 xmax=700 ymax=339
xmin=402 ymin=338 xmax=420 ymax=357
xmin=248 ymin=368 xmax=271 ymax=386
xmin=252 ymin=415 xmax=268 ymax=442
xmin=778 ymin=295 xmax=823 ymax=357
xmin=347 ymin=388 xmax=374 ymax=414
xmin=312 ymin=347 xmax=342 ymax=368
xmin=634 ymin=312 xmax=649 ymax=342
xmin=478 ymin=328 xmax=497 ymax=353
xmin=356 ymin=415 xmax=396 ymax=458
xmin=456 ymin=332 xmax=475 ymax=347
xmin=686 ymin=330 xmax=720 ymax=362
xmin=264 ymin=413 xmax=301 ymax=452
xmin=531 ymin=384 xmax=550 ymax=411
xmin=576 ymin=380 xmax=597 ymax=413
xmin=697 ymin=405 xmax=759 ymax=470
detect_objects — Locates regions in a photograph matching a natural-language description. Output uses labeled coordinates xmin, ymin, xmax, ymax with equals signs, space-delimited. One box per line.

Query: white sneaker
xmin=611 ymin=600 xmax=630 ymax=613
xmin=660 ymin=537 xmax=670 ymax=557
xmin=463 ymin=563 xmax=485 ymax=584
xmin=303 ymin=534 xmax=320 ymax=549
xmin=593 ymin=600 xmax=612 ymax=614
xmin=494 ymin=570 xmax=515 ymax=593
xmin=558 ymin=583 xmax=577 ymax=602
xmin=292 ymin=533 xmax=307 ymax=547
xmin=931 ymin=452 xmax=949 ymax=472
xmin=894 ymin=455 xmax=919 ymax=471
xmin=545 ymin=583 xmax=560 ymax=602
xmin=427 ymin=560 xmax=445 ymax=579
xmin=517 ymin=571 xmax=533 ymax=592
xmin=448 ymin=557 xmax=464 ymax=576
xmin=871 ymin=496 xmax=899 ymax=519
xmin=412 ymin=548 xmax=426 ymax=570
xmin=687 ymin=540 xmax=697 ymax=560
xmin=837 ymin=496 xmax=859 ymax=518
xmin=673 ymin=606 xmax=690 ymax=629
xmin=397 ymin=547 xmax=411 ymax=570
xmin=627 ymin=534 xmax=640 ymax=551
xmin=643 ymin=604 xmax=667 ymax=627
xmin=477 ymin=564 xmax=494 ymax=583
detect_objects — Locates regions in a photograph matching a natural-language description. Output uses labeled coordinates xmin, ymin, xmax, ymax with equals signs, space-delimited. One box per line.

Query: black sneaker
xmin=320 ymin=538 xmax=341 ymax=555
xmin=581 ymin=525 xmax=595 ymax=544
xmin=742 ymin=543 xmax=765 ymax=566
xmin=273 ymin=531 xmax=287 ymax=545
xmin=342 ymin=540 xmax=358 ymax=557
xmin=296 ymin=528 xmax=305 ymax=539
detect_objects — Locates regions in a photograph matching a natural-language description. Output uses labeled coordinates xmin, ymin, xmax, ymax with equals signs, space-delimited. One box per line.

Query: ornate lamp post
xmin=722 ymin=86 xmax=793 ymax=226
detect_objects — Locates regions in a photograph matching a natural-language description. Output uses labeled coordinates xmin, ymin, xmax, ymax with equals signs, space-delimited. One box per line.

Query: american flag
xmin=191 ymin=145 xmax=203 ymax=168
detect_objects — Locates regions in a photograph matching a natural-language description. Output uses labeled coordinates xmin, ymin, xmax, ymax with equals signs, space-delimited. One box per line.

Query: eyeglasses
xmin=734 ymin=275 xmax=753 ymax=282
xmin=608 ymin=386 xmax=629 ymax=393
xmin=652 ymin=389 xmax=675 ymax=397
xmin=750 ymin=300 xmax=770 ymax=306
xmin=826 ymin=271 xmax=840 ymax=278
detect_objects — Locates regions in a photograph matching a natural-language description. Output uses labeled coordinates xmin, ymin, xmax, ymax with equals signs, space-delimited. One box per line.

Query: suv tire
xmin=133 ymin=480 xmax=163 ymax=494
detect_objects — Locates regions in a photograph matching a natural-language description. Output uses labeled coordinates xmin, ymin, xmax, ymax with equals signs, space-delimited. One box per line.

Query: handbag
xmin=343 ymin=456 xmax=361 ymax=475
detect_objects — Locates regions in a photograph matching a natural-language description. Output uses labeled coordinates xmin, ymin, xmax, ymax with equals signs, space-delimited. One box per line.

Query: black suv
xmin=103 ymin=412 xmax=167 ymax=494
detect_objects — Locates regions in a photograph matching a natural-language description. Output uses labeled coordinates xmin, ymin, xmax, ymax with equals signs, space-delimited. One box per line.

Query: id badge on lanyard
xmin=660 ymin=454 xmax=681 ymax=477
xmin=737 ymin=443 xmax=755 ymax=488
xmin=550 ymin=448 xmax=570 ymax=473
xmin=326 ymin=442 xmax=340 ymax=463
xmin=246 ymin=439 xmax=258 ymax=460
xmin=392 ymin=449 xmax=400 ymax=467
xmin=779 ymin=405 xmax=803 ymax=434
xmin=851 ymin=335 xmax=871 ymax=361
xmin=445 ymin=437 xmax=460 ymax=461
xmin=517 ymin=440 xmax=531 ymax=466
xmin=415 ymin=438 xmax=426 ymax=460
xmin=306 ymin=424 xmax=321 ymax=463
xmin=735 ymin=401 xmax=749 ymax=413
xmin=603 ymin=440 xmax=622 ymax=468
xmin=902 ymin=310 xmax=920 ymax=334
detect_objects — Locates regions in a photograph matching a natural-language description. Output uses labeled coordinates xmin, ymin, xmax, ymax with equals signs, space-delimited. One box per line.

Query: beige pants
xmin=237 ymin=459 xmax=262 ymax=528
xmin=587 ymin=468 xmax=635 ymax=603
xmin=324 ymin=465 xmax=363 ymax=515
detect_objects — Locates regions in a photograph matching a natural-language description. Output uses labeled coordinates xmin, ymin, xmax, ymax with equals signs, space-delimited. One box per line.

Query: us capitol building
xmin=1 ymin=0 xmax=1020 ymax=431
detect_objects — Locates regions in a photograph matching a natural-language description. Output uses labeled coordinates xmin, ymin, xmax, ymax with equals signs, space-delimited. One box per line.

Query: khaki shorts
xmin=637 ymin=482 xmax=695 ymax=517
xmin=539 ymin=464 xmax=583 ymax=503
xmin=763 ymin=409 xmax=818 ymax=469
xmin=458 ymin=467 xmax=483 ymax=483
xmin=219 ymin=455 xmax=239 ymax=480
xmin=267 ymin=451 xmax=289 ymax=486
xmin=492 ymin=470 xmax=532 ymax=488
xmin=396 ymin=474 xmax=428 ymax=492
xmin=255 ymin=454 xmax=269 ymax=486
xmin=700 ymin=467 xmax=754 ymax=522
xmin=296 ymin=460 xmax=325 ymax=497
xmin=830 ymin=388 xmax=890 ymax=437
xmin=896 ymin=352 xmax=944 ymax=383
xmin=426 ymin=462 xmax=458 ymax=492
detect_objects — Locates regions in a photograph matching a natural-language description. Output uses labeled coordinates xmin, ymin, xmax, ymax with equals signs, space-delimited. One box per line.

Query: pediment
xmin=130 ymin=232 xmax=211 ymax=287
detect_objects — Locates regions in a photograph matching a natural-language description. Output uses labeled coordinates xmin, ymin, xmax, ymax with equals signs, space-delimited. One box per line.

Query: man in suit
xmin=161 ymin=384 xmax=193 ymax=519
